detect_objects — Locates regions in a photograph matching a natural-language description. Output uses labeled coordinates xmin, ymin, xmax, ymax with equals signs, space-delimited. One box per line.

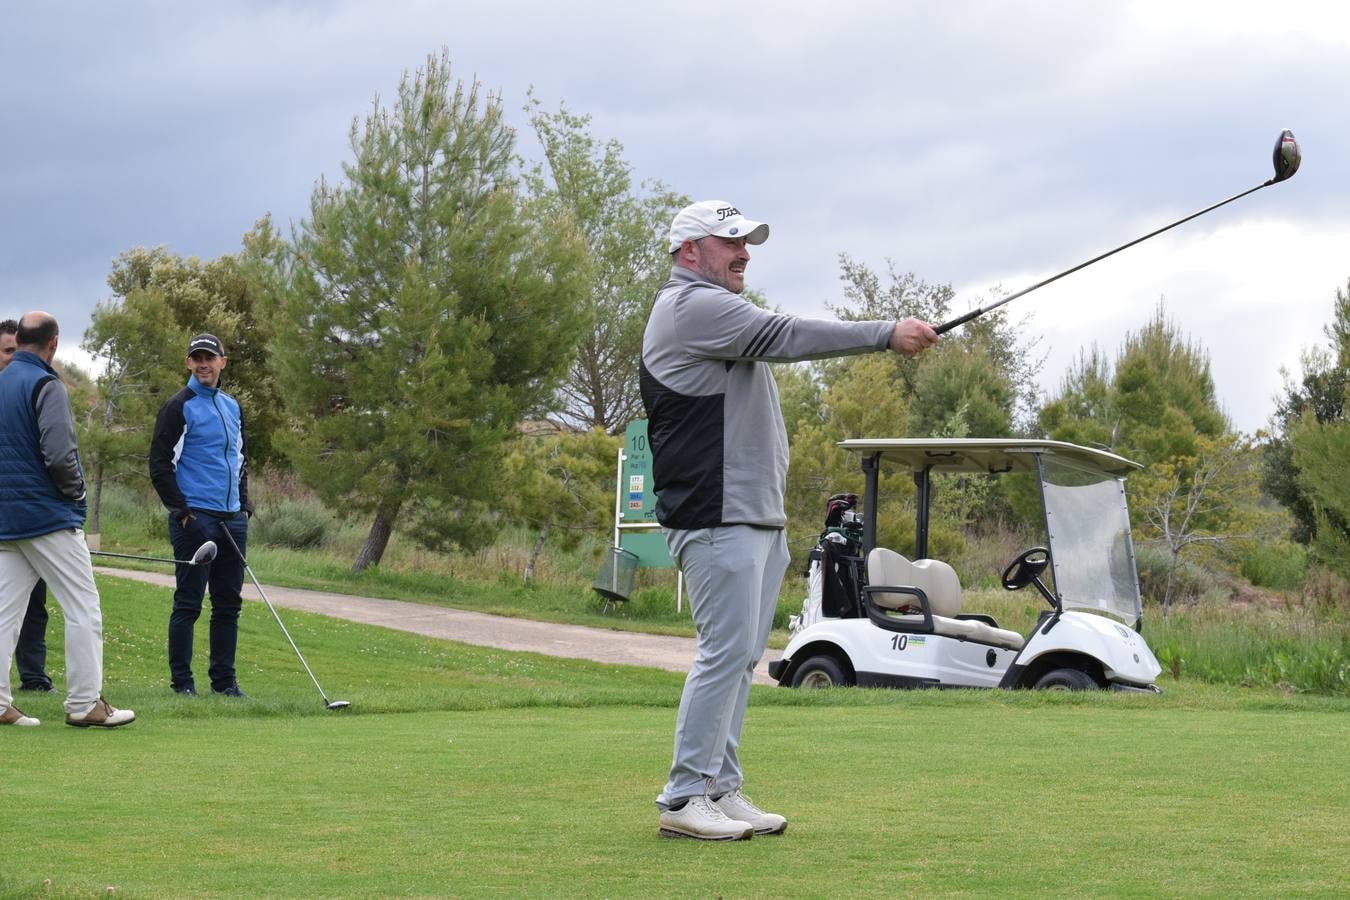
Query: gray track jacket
xmin=640 ymin=266 xmax=893 ymax=529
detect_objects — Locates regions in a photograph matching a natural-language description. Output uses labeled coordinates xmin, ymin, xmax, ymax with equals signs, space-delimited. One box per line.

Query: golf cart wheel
xmin=790 ymin=655 xmax=850 ymax=689
xmin=1033 ymin=667 xmax=1100 ymax=691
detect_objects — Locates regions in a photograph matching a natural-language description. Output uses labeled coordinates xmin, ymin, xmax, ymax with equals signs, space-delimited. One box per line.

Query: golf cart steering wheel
xmin=1001 ymin=547 xmax=1050 ymax=591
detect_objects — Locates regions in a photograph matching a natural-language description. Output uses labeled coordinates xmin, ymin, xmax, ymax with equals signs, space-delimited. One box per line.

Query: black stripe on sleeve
xmin=743 ymin=319 xmax=777 ymax=357
xmin=746 ymin=318 xmax=790 ymax=357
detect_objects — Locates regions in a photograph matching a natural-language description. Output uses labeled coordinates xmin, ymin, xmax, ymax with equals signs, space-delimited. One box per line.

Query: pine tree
xmin=268 ymin=52 xmax=589 ymax=572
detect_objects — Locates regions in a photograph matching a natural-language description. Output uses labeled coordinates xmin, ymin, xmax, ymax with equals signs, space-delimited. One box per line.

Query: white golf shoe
xmin=0 ymin=705 xmax=40 ymax=727
xmin=713 ymin=790 xmax=787 ymax=835
xmin=65 ymin=697 xmax=135 ymax=728
xmin=659 ymin=796 xmax=754 ymax=841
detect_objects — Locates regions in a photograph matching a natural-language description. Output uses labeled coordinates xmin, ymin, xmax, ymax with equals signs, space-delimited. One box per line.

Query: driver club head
xmin=1271 ymin=128 xmax=1300 ymax=183
xmin=325 ymin=700 xmax=352 ymax=711
xmin=191 ymin=540 xmax=218 ymax=565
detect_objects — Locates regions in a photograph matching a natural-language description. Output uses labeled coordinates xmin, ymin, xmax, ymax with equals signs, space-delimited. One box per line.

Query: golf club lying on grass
xmin=936 ymin=129 xmax=1302 ymax=335
xmin=215 ymin=525 xmax=351 ymax=711
xmin=90 ymin=541 xmax=218 ymax=567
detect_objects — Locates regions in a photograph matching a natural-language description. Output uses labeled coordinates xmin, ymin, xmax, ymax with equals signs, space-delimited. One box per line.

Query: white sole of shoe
xmin=658 ymin=825 xmax=753 ymax=841
xmin=753 ymin=822 xmax=788 ymax=836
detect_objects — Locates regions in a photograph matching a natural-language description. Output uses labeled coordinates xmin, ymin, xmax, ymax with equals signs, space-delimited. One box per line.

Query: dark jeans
xmin=16 ymin=580 xmax=52 ymax=689
xmin=167 ymin=511 xmax=248 ymax=692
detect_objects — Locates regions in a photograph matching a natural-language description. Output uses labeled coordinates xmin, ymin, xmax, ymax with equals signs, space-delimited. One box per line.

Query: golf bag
xmin=790 ymin=493 xmax=867 ymax=635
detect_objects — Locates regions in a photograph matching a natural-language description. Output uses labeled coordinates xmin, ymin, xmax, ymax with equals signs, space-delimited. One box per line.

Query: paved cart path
xmin=94 ymin=567 xmax=780 ymax=685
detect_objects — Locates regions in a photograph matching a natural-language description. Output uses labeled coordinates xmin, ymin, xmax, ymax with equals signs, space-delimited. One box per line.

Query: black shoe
xmin=213 ymin=683 xmax=248 ymax=698
xmin=173 ymin=684 xmax=198 ymax=696
xmin=19 ymin=682 xmax=56 ymax=693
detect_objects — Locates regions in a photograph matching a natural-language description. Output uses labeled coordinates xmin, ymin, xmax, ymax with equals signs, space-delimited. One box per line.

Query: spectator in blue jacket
xmin=0 ymin=312 xmax=135 ymax=728
xmin=149 ymin=333 xmax=253 ymax=698
xmin=1 ymin=318 xmax=54 ymax=694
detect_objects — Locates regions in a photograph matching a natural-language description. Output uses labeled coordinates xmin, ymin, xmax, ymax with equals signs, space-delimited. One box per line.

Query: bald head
xmin=17 ymin=311 xmax=59 ymax=362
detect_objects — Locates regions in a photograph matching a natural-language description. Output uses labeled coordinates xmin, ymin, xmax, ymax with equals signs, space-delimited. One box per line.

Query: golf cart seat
xmin=865 ymin=548 xmax=1024 ymax=651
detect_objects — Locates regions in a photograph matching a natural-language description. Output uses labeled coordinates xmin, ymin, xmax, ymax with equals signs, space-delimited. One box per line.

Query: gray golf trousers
xmin=657 ymin=524 xmax=789 ymax=810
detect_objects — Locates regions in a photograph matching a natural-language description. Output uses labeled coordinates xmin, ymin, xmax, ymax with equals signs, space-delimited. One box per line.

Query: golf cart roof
xmin=837 ymin=438 xmax=1141 ymax=476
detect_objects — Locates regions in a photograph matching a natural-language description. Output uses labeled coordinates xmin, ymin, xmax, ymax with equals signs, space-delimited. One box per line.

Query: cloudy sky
xmin=3 ymin=1 xmax=1346 ymax=434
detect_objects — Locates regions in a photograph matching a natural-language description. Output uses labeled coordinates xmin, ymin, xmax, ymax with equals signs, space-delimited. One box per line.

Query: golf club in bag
xmin=90 ymin=541 xmax=219 ymax=567
xmin=935 ymin=129 xmax=1302 ymax=335
xmin=215 ymin=525 xmax=351 ymax=711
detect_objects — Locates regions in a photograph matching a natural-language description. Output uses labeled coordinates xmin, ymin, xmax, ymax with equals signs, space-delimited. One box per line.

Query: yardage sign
xmin=619 ymin=419 xmax=673 ymax=569
xmin=621 ymin=419 xmax=659 ymax=523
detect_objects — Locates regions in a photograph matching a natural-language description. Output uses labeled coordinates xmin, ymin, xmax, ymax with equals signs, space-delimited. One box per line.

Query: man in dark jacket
xmin=149 ymin=333 xmax=252 ymax=698
xmin=0 ymin=318 xmax=54 ymax=693
xmin=0 ymin=312 xmax=135 ymax=728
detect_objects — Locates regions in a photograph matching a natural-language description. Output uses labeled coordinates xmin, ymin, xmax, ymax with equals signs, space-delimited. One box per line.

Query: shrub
xmin=1134 ymin=543 xmax=1225 ymax=608
xmin=1238 ymin=539 xmax=1308 ymax=591
xmin=1303 ymin=565 xmax=1350 ymax=620
xmin=953 ymin=521 xmax=1035 ymax=590
xmin=251 ymin=498 xmax=331 ymax=550
xmin=96 ymin=481 xmax=165 ymax=541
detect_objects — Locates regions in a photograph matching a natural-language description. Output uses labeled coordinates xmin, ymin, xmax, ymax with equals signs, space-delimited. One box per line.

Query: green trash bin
xmin=594 ymin=547 xmax=640 ymax=608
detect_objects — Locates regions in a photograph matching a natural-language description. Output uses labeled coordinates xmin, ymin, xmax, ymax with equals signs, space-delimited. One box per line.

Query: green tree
xmin=830 ymin=255 xmax=1043 ymax=433
xmin=1290 ymin=417 xmax=1350 ymax=575
xmin=1262 ymin=278 xmax=1350 ymax=543
xmin=523 ymin=97 xmax=686 ymax=432
xmin=774 ymin=363 xmax=824 ymax=443
xmin=268 ymin=51 xmax=589 ymax=573
xmin=502 ymin=427 xmax=620 ymax=581
xmin=1112 ymin=305 xmax=1228 ymax=462
xmin=1036 ymin=346 xmax=1118 ymax=449
xmin=785 ymin=354 xmax=968 ymax=561
xmin=1135 ymin=433 xmax=1261 ymax=609
xmin=1039 ymin=303 xmax=1229 ymax=464
xmin=79 ymin=242 xmax=289 ymax=532
xmin=796 ymin=257 xmax=1044 ymax=546
xmin=1038 ymin=304 xmax=1250 ymax=596
xmin=79 ymin=279 xmax=186 ymax=534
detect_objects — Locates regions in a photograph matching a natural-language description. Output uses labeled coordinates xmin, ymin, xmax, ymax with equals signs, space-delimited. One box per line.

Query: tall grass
xmin=1148 ymin=603 xmax=1350 ymax=695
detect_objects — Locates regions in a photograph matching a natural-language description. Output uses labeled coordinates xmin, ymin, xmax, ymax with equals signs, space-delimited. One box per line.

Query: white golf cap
xmin=667 ymin=200 xmax=769 ymax=253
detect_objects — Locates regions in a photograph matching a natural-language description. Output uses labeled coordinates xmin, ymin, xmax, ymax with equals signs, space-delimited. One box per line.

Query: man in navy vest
xmin=0 ymin=312 xmax=136 ymax=728
xmin=0 ymin=319 xmax=54 ymax=694
xmin=149 ymin=333 xmax=252 ymax=697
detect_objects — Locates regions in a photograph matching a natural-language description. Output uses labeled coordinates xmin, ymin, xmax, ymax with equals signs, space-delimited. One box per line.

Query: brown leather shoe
xmin=0 ymin=704 xmax=40 ymax=726
xmin=65 ymin=697 xmax=136 ymax=728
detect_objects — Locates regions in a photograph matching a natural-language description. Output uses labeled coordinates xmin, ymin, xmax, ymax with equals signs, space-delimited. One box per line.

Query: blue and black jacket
xmin=149 ymin=377 xmax=251 ymax=520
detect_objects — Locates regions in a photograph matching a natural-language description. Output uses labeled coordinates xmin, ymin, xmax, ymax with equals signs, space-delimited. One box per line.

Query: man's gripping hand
xmin=888 ymin=318 xmax=939 ymax=357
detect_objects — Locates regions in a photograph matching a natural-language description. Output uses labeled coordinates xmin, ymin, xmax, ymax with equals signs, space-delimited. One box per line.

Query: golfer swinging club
xmin=641 ymin=201 xmax=938 ymax=839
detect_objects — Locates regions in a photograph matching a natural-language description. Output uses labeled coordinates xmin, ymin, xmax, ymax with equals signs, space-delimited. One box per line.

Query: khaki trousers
xmin=0 ymin=528 xmax=104 ymax=715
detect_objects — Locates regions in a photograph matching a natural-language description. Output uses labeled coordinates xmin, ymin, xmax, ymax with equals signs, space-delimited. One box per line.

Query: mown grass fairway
xmin=5 ymin=576 xmax=1349 ymax=897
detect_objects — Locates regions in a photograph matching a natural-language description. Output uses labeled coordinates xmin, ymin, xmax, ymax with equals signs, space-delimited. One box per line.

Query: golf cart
xmin=768 ymin=439 xmax=1162 ymax=693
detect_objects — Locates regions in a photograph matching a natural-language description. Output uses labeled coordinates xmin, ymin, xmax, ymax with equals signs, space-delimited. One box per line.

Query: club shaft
xmin=90 ymin=550 xmax=196 ymax=565
xmin=935 ymin=179 xmax=1272 ymax=335
xmin=216 ymin=527 xmax=334 ymax=704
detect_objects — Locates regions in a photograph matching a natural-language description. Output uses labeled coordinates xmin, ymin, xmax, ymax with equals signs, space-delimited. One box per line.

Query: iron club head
xmin=325 ymin=700 xmax=352 ymax=711
xmin=190 ymin=541 xmax=218 ymax=566
xmin=1271 ymin=129 xmax=1300 ymax=183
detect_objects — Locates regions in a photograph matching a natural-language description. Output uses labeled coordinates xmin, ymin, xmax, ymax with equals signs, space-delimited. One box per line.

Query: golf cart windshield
xmin=1039 ymin=455 xmax=1142 ymax=624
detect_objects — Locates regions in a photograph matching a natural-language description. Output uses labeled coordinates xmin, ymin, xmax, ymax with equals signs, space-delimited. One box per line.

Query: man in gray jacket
xmin=642 ymin=201 xmax=936 ymax=839
xmin=0 ymin=312 xmax=135 ymax=728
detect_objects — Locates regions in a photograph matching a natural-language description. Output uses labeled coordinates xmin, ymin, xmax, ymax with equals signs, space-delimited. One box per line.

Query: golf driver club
xmin=935 ymin=129 xmax=1302 ymax=335
xmin=90 ymin=541 xmax=219 ymax=567
xmin=215 ymin=525 xmax=351 ymax=711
